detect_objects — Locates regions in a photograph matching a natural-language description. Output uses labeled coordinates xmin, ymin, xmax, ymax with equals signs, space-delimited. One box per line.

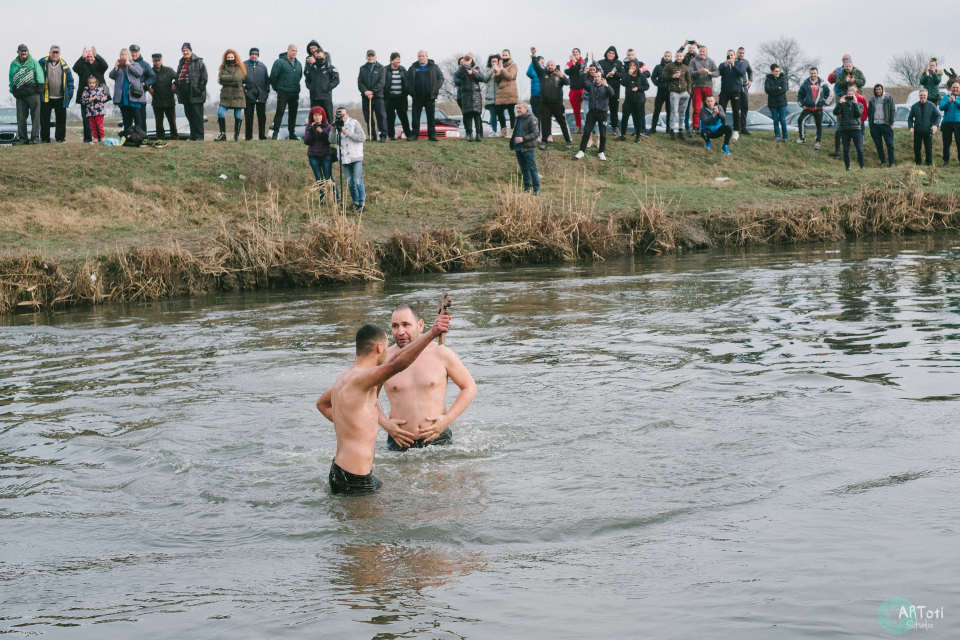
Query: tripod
xmin=335 ymin=124 xmax=346 ymax=214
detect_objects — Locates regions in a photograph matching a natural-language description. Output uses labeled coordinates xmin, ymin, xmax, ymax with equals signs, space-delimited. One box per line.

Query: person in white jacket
xmin=333 ymin=107 xmax=367 ymax=211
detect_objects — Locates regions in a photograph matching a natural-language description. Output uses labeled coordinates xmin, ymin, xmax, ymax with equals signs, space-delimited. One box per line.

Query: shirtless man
xmin=316 ymin=315 xmax=450 ymax=495
xmin=378 ymin=304 xmax=477 ymax=451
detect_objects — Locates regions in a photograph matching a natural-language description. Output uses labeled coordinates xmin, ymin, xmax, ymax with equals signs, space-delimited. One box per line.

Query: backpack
xmin=120 ymin=126 xmax=148 ymax=147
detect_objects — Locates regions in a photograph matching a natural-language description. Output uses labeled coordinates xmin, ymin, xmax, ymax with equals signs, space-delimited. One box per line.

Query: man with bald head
xmin=270 ymin=44 xmax=302 ymax=140
xmin=405 ymin=50 xmax=444 ymax=141
xmin=529 ymin=47 xmax=571 ymax=149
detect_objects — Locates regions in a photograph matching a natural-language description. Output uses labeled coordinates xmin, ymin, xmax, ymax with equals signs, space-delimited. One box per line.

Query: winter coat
xmin=764 ymin=73 xmax=789 ymax=108
xmin=833 ymin=97 xmax=864 ymax=131
xmin=151 ymin=65 xmax=178 ymax=108
xmin=583 ymin=78 xmax=615 ymax=112
xmin=718 ymin=60 xmax=746 ymax=93
xmin=482 ymin=68 xmax=497 ymax=106
xmin=383 ymin=64 xmax=408 ymax=98
xmin=456 ymin=64 xmax=485 ymax=114
xmin=304 ymin=121 xmax=336 ymax=158
xmin=243 ymin=59 xmax=270 ymax=104
xmin=109 ymin=62 xmax=146 ymax=105
xmin=218 ymin=62 xmax=246 ymax=109
xmin=38 ymin=56 xmax=74 ymax=104
xmin=334 ymin=116 xmax=365 ymax=164
xmin=651 ymin=59 xmax=672 ymax=92
xmin=621 ymin=72 xmax=649 ymax=103
xmin=662 ymin=61 xmax=691 ymax=94
xmin=834 ymin=68 xmax=866 ymax=94
xmin=8 ymin=54 xmax=45 ymax=99
xmin=509 ymin=112 xmax=540 ymax=151
xmin=73 ymin=54 xmax=110 ymax=104
xmin=738 ymin=58 xmax=753 ymax=89
xmin=597 ymin=47 xmax=623 ymax=89
xmin=357 ymin=61 xmax=386 ymax=98
xmin=270 ymin=54 xmax=302 ymax=95
xmin=406 ymin=60 xmax=444 ymax=100
xmin=80 ymin=85 xmax=109 ymax=118
xmin=688 ymin=56 xmax=719 ymax=89
xmin=494 ymin=59 xmax=519 ymax=105
xmin=565 ymin=58 xmax=585 ymax=91
xmin=797 ymin=78 xmax=830 ymax=109
xmin=939 ymin=94 xmax=960 ymax=123
xmin=133 ymin=57 xmax=156 ymax=90
xmin=304 ymin=52 xmax=339 ymax=101
xmin=699 ymin=105 xmax=726 ymax=133
xmin=531 ymin=57 xmax=570 ymax=105
xmin=175 ymin=55 xmax=208 ymax=104
xmin=919 ymin=70 xmax=943 ymax=103
xmin=907 ymin=100 xmax=941 ymax=133
xmin=867 ymin=93 xmax=896 ymax=127
xmin=526 ymin=61 xmax=541 ymax=97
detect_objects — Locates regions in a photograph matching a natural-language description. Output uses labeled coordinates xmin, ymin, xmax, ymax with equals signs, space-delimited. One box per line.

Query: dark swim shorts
xmin=386 ymin=427 xmax=453 ymax=452
xmin=328 ymin=460 xmax=382 ymax=495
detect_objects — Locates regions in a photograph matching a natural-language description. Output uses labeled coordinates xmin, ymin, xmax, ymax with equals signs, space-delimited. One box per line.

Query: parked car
xmin=0 ymin=107 xmax=53 ymax=146
xmin=393 ymin=108 xmax=466 ymax=140
xmin=784 ymin=110 xmax=838 ymax=131
xmin=116 ymin=104 xmax=202 ymax=140
xmin=643 ymin=110 xmax=774 ymax=132
xmin=894 ymin=105 xmax=911 ymax=129
xmin=758 ymin=103 xmax=803 ymax=120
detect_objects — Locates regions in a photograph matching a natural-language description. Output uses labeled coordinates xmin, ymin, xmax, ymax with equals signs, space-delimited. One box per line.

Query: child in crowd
xmin=80 ymin=75 xmax=109 ymax=144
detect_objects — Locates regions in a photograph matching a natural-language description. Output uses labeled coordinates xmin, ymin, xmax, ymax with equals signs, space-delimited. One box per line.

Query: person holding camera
xmin=483 ymin=54 xmax=501 ymax=136
xmin=332 ymin=107 xmax=367 ymax=212
xmin=908 ymin=89 xmax=941 ymax=167
xmin=304 ymin=106 xmax=338 ymax=205
xmin=530 ymin=48 xmax=572 ymax=149
xmin=574 ymin=66 xmax=614 ymax=161
xmin=493 ymin=50 xmax=519 ymax=133
xmin=940 ymin=81 xmax=960 ymax=167
xmin=510 ymin=102 xmax=541 ymax=194
xmin=834 ymin=87 xmax=866 ymax=171
xmin=304 ymin=41 xmax=339 ymax=125
xmin=735 ymin=48 xmax=753 ymax=135
xmin=717 ymin=50 xmax=746 ymax=141
xmin=109 ymin=48 xmax=146 ymax=132
xmin=457 ymin=54 xmax=485 ymax=142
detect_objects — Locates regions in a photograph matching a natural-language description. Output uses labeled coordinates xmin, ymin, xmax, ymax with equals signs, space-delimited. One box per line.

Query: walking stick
xmin=435 ymin=292 xmax=452 ymax=345
xmin=368 ymin=95 xmax=377 ymax=141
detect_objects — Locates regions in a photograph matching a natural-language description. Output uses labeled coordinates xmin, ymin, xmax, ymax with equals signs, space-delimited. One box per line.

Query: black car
xmin=0 ymin=107 xmax=53 ymax=146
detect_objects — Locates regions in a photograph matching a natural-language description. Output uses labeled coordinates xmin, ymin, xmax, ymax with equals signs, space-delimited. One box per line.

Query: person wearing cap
xmin=39 ymin=45 xmax=74 ymax=143
xmin=304 ymin=41 xmax=338 ymax=128
xmin=150 ymin=54 xmax=179 ymax=140
xmin=358 ymin=50 xmax=387 ymax=143
xmin=243 ymin=48 xmax=270 ymax=140
xmin=174 ymin=43 xmax=209 ymax=141
xmin=73 ymin=46 xmax=110 ymax=143
xmin=9 ymin=45 xmax=45 ymax=145
xmin=270 ymin=45 xmax=302 ymax=140
xmin=129 ymin=45 xmax=156 ymax=127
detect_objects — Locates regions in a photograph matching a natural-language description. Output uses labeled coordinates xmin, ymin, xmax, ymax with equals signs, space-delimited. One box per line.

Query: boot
xmin=234 ymin=118 xmax=242 ymax=142
xmin=215 ymin=118 xmax=227 ymax=142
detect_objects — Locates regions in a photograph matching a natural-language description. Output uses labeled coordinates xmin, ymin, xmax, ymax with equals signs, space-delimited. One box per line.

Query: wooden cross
xmin=435 ymin=291 xmax=452 ymax=345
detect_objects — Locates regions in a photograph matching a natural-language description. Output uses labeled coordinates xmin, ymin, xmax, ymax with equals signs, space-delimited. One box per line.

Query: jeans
xmin=869 ymin=123 xmax=895 ymax=165
xmin=840 ymin=130 xmax=865 ymax=169
xmin=411 ymin=97 xmax=436 ymax=139
xmin=184 ymin=101 xmax=205 ymax=140
xmin=308 ymin=154 xmax=339 ymax=203
xmin=120 ymin=105 xmax=143 ymax=131
xmin=273 ymin=91 xmax=299 ymax=138
xmin=540 ymin=102 xmax=570 ymax=143
xmin=361 ymin=96 xmax=387 ymax=140
xmin=342 ymin=161 xmax=365 ymax=205
xmin=718 ymin=91 xmax=742 ymax=131
xmin=914 ymin=131 xmax=933 ymax=165
xmin=651 ymin=90 xmax=671 ymax=131
xmin=620 ymin=99 xmax=645 ymax=138
xmin=245 ymin=101 xmax=266 ymax=140
xmin=942 ymin=121 xmax=960 ymax=163
xmin=495 ymin=104 xmax=516 ymax=131
xmin=569 ymin=89 xmax=583 ymax=128
xmin=385 ymin=95 xmax=410 ymax=139
xmin=217 ymin=106 xmax=243 ymax=120
xmin=579 ymin=110 xmax=607 ymax=152
xmin=702 ymin=124 xmax=733 ymax=147
xmin=797 ymin=108 xmax=823 ymax=141
xmin=487 ymin=106 xmax=498 ymax=132
xmin=155 ymin=105 xmax=178 ymax=140
xmin=515 ymin=148 xmax=540 ymax=192
xmin=691 ymin=87 xmax=712 ymax=129
xmin=669 ymin=92 xmax=690 ymax=132
xmin=770 ymin=105 xmax=788 ymax=140
xmin=40 ymin=97 xmax=67 ymax=142
xmin=16 ymin=94 xmax=41 ymax=141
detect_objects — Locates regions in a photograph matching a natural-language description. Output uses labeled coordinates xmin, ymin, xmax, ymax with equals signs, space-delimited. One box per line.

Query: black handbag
xmin=129 ymin=82 xmax=144 ymax=99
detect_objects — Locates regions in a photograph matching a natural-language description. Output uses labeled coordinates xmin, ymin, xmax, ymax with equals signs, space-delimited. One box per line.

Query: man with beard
xmin=377 ymin=304 xmax=476 ymax=452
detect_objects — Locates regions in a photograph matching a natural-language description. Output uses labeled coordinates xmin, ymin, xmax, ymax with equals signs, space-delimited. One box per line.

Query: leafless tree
xmin=886 ymin=50 xmax=945 ymax=87
xmin=755 ymin=37 xmax=820 ymax=90
xmin=437 ymin=54 xmax=464 ymax=104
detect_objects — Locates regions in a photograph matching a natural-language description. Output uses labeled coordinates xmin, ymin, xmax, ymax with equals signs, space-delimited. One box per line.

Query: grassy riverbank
xmin=2 ymin=127 xmax=960 ymax=313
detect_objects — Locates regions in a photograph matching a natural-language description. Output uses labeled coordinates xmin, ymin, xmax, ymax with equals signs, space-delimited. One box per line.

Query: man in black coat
xmin=304 ymin=41 xmax=338 ymax=124
xmin=530 ymin=48 xmax=571 ymax=149
xmin=149 ymin=53 xmax=179 ymax=140
xmin=73 ymin=47 xmax=109 ymax=143
xmin=243 ymin=48 xmax=270 ymax=140
xmin=406 ymin=50 xmax=444 ymax=141
xmin=174 ymin=43 xmax=208 ymax=141
xmin=597 ymin=46 xmax=624 ymax=136
xmin=358 ymin=49 xmax=387 ymax=142
xmin=649 ymin=51 xmax=673 ymax=134
xmin=384 ymin=52 xmax=411 ymax=140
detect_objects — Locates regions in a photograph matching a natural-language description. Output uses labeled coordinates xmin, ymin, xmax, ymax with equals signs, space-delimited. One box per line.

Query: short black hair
xmin=356 ymin=323 xmax=388 ymax=355
xmin=392 ymin=303 xmax=421 ymax=322
xmin=810 ymin=66 xmax=818 ymax=72
xmin=390 ymin=52 xmax=400 ymax=61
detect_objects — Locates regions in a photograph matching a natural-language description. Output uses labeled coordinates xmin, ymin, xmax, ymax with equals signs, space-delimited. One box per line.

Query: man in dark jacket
xmin=834 ymin=87 xmax=865 ymax=170
xmin=358 ymin=50 xmax=387 ymax=142
xmin=650 ymin=51 xmax=673 ymax=135
xmin=908 ymin=89 xmax=942 ymax=166
xmin=736 ymin=48 xmax=753 ymax=135
xmin=243 ymin=48 xmax=269 ymax=140
xmin=868 ymin=84 xmax=896 ymax=167
xmin=384 ymin=52 xmax=410 ymax=141
xmin=597 ymin=46 xmax=624 ymax=136
xmin=9 ymin=45 xmax=44 ymax=145
xmin=73 ymin=47 xmax=109 ymax=142
xmin=174 ymin=44 xmax=208 ymax=141
xmin=620 ymin=60 xmax=649 ymax=141
xmin=150 ymin=53 xmax=179 ymax=140
xmin=575 ymin=66 xmax=615 ymax=160
xmin=406 ymin=50 xmax=444 ymax=141
xmin=796 ymin=68 xmax=830 ymax=148
xmin=530 ymin=48 xmax=571 ymax=149
xmin=304 ymin=41 xmax=338 ymax=124
xmin=510 ymin=102 xmax=540 ymax=194
xmin=39 ymin=46 xmax=74 ymax=143
xmin=717 ymin=50 xmax=746 ymax=140
xmin=764 ymin=64 xmax=790 ymax=142
xmin=130 ymin=45 xmax=155 ymax=127
xmin=270 ymin=45 xmax=302 ymax=140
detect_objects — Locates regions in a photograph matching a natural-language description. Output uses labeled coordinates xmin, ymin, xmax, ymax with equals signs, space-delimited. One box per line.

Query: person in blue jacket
xmin=939 ymin=81 xmax=960 ymax=167
xmin=699 ymin=95 xmax=732 ymax=155
xmin=527 ymin=55 xmax=543 ymax=137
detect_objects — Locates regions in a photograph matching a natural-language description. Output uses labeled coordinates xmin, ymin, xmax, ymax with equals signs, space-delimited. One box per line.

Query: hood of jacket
xmin=307 ymin=40 xmax=322 ymax=55
xmin=604 ymin=46 xmax=618 ymax=60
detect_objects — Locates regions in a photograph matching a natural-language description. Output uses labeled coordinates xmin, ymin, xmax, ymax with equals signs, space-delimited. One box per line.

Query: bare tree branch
xmin=437 ymin=54 xmax=463 ymax=104
xmin=886 ymin=50 xmax=944 ymax=87
xmin=755 ymin=37 xmax=820 ymax=91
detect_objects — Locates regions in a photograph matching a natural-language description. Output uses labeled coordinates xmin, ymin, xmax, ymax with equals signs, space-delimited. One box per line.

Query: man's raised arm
xmin=357 ymin=315 xmax=450 ymax=389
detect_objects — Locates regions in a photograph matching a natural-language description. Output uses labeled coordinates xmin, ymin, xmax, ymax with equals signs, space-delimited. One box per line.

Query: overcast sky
xmin=6 ymin=0 xmax=959 ymax=102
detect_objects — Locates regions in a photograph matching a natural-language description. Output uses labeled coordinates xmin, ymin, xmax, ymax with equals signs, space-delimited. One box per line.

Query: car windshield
xmin=747 ymin=112 xmax=773 ymax=125
xmin=393 ymin=109 xmax=449 ymax=126
xmin=896 ymin=107 xmax=909 ymax=121
xmin=0 ymin=108 xmax=17 ymax=125
xmin=279 ymin=113 xmax=310 ymax=127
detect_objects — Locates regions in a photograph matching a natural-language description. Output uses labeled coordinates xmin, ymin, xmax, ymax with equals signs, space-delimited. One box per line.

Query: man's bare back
xmin=379 ymin=305 xmax=476 ymax=450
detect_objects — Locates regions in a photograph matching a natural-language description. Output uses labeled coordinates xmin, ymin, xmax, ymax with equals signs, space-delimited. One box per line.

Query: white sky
xmin=5 ymin=0 xmax=958 ymax=101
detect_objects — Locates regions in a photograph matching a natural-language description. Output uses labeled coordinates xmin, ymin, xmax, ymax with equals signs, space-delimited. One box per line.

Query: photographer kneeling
xmin=304 ymin=106 xmax=338 ymax=206
xmin=332 ymin=108 xmax=367 ymax=212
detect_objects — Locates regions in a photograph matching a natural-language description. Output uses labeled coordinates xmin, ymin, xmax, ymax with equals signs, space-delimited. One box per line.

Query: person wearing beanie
xmin=868 ymin=83 xmax=896 ymax=167
xmin=39 ymin=45 xmax=74 ymax=143
xmin=174 ymin=43 xmax=209 ymax=141
xmin=9 ymin=44 xmax=45 ymax=144
xmin=243 ymin=47 xmax=270 ymax=140
xmin=215 ymin=49 xmax=246 ymax=142
xmin=304 ymin=41 xmax=339 ymax=130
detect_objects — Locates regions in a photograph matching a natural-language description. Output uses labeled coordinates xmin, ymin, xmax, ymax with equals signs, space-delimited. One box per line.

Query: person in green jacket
xmin=9 ymin=44 xmax=45 ymax=144
xmin=270 ymin=44 xmax=302 ymax=140
xmin=919 ymin=58 xmax=943 ymax=104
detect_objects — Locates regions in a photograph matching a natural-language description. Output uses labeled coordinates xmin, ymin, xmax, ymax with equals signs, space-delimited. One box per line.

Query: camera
xmin=334 ymin=113 xmax=345 ymax=131
xmin=688 ymin=40 xmax=696 ymax=45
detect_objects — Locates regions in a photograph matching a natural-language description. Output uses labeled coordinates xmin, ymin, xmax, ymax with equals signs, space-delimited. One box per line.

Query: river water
xmin=2 ymin=235 xmax=959 ymax=638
